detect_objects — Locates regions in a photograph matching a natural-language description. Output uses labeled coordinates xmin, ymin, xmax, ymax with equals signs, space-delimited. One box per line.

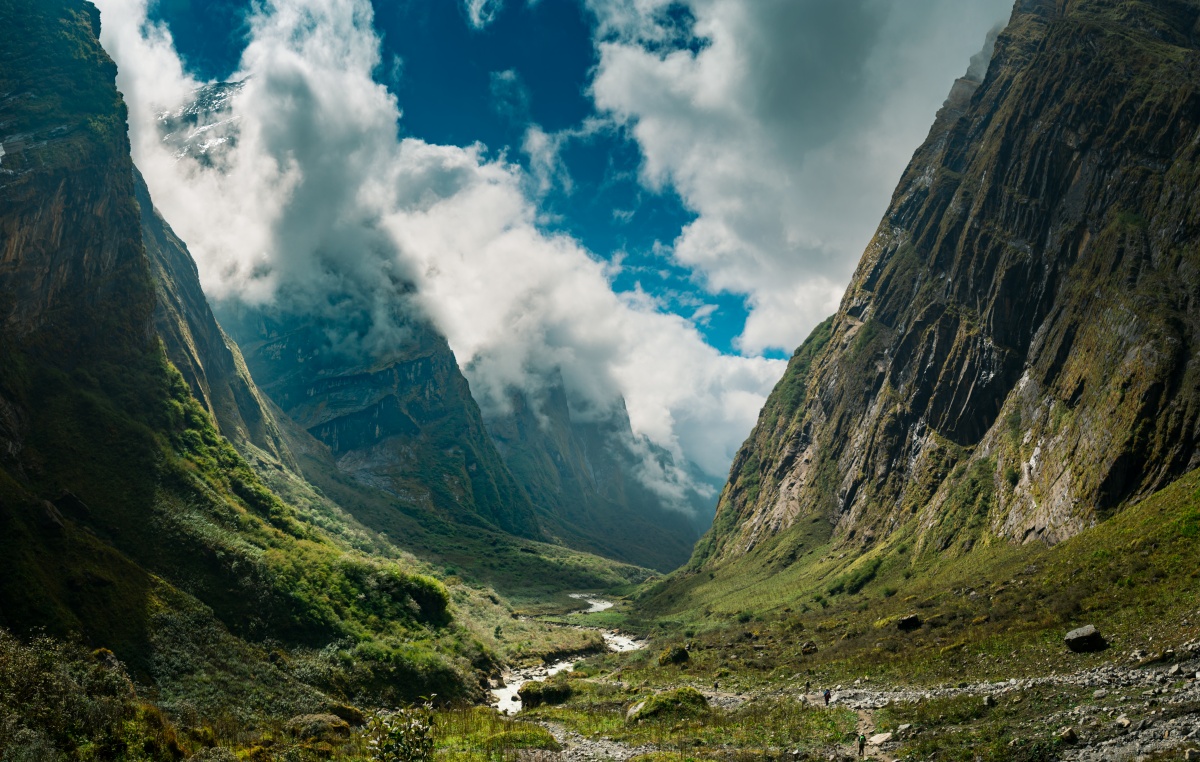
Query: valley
xmin=3 ymin=0 xmax=1200 ymax=759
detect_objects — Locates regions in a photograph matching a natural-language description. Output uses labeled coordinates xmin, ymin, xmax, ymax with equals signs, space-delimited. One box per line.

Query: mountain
xmin=693 ymin=0 xmax=1200 ymax=570
xmin=0 ymin=0 xmax=558 ymax=720
xmin=485 ymin=381 xmax=707 ymax=571
xmin=216 ymin=305 xmax=544 ymax=540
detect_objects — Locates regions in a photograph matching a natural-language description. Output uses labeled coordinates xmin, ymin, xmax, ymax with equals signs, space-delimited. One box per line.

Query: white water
xmin=489 ymin=595 xmax=644 ymax=715
xmin=568 ymin=593 xmax=614 ymax=613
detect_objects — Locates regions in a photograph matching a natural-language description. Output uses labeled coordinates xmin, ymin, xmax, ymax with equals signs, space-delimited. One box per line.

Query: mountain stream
xmin=490 ymin=595 xmax=643 ymax=715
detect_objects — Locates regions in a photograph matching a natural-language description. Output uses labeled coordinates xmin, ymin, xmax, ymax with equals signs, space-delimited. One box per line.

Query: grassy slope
xmin=628 ymin=464 xmax=1200 ymax=689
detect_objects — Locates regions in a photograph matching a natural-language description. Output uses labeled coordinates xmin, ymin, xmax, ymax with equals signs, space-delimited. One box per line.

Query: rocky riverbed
xmin=490 ymin=596 xmax=645 ymax=715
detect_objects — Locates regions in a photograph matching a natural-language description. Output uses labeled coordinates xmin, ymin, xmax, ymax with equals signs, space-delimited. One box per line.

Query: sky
xmin=92 ymin=0 xmax=1013 ymax=506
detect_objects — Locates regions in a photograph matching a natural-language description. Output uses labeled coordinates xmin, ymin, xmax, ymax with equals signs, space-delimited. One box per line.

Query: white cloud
xmin=587 ymin=0 xmax=1014 ymax=354
xmin=463 ymin=0 xmax=503 ymax=30
xmin=93 ymin=0 xmax=785 ymax=494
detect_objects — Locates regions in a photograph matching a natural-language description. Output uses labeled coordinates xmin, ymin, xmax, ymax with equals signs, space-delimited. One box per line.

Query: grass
xmin=621 ymin=465 xmax=1200 ymax=697
xmin=521 ymin=676 xmax=855 ymax=754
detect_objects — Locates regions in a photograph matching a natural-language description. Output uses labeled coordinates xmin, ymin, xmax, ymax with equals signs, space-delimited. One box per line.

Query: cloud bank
xmin=93 ymin=0 xmax=785 ymax=496
xmin=586 ymin=0 xmax=1014 ymax=355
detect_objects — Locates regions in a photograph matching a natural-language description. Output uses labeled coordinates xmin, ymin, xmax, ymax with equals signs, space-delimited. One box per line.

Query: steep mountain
xmin=0 ymin=0 xmax=519 ymax=717
xmin=485 ymin=382 xmax=706 ymax=571
xmin=697 ymin=0 xmax=1200 ymax=567
xmin=217 ymin=306 xmax=544 ymax=540
xmin=138 ymin=168 xmax=295 ymax=468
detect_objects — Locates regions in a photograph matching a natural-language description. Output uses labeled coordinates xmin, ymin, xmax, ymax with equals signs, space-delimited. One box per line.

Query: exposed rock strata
xmin=702 ymin=0 xmax=1200 ymax=564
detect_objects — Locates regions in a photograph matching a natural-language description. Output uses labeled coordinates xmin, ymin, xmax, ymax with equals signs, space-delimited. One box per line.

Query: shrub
xmin=368 ymin=703 xmax=435 ymax=762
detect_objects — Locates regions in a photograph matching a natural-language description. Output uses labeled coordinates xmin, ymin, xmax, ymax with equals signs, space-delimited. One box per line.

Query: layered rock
xmin=217 ymin=306 xmax=544 ymax=540
xmin=701 ymin=0 xmax=1200 ymax=564
xmin=486 ymin=381 xmax=705 ymax=571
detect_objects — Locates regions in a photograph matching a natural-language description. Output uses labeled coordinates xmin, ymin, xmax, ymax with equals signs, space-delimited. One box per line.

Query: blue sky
xmin=150 ymin=0 xmax=759 ymax=356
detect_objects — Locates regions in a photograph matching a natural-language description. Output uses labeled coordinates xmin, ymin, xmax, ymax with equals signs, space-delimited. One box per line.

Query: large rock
xmin=897 ymin=614 xmax=921 ymax=632
xmin=1065 ymin=625 xmax=1107 ymax=653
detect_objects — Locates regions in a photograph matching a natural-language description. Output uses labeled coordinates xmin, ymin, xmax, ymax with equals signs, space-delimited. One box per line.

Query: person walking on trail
xmin=858 ymin=733 xmax=866 ymax=757
xmin=823 ymin=688 xmax=831 ymax=706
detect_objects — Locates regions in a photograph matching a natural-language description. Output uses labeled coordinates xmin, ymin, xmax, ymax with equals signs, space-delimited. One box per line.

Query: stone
xmin=1058 ymin=727 xmax=1078 ymax=744
xmin=1065 ymin=625 xmax=1107 ymax=653
xmin=896 ymin=724 xmax=913 ymax=739
xmin=626 ymin=701 xmax=646 ymax=720
xmin=1115 ymin=715 xmax=1131 ymax=729
xmin=1093 ymin=689 xmax=1108 ymax=699
xmin=801 ymin=640 xmax=819 ymax=655
xmin=868 ymin=732 xmax=892 ymax=745
xmin=1169 ymin=664 xmax=1181 ymax=677
xmin=897 ymin=614 xmax=921 ymax=632
xmin=1184 ymin=750 xmax=1199 ymax=761
xmin=983 ymin=695 xmax=996 ymax=707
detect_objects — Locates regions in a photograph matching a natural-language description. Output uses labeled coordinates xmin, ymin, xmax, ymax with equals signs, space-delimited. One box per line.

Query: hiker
xmin=858 ymin=733 xmax=866 ymax=757
xmin=823 ymin=688 xmax=831 ymax=706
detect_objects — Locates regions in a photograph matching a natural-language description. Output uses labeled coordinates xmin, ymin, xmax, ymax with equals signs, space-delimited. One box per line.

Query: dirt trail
xmin=853 ymin=708 xmax=897 ymax=762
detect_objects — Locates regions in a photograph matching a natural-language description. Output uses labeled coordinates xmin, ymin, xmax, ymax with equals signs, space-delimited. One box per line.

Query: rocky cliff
xmin=139 ymin=168 xmax=295 ymax=467
xmin=486 ymin=382 xmax=704 ymax=571
xmin=700 ymin=0 xmax=1200 ymax=566
xmin=218 ymin=305 xmax=544 ymax=540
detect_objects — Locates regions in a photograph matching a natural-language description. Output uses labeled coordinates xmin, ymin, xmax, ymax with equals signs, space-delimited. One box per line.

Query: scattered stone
xmin=868 ymin=732 xmax=892 ymax=745
xmin=896 ymin=724 xmax=913 ymax=739
xmin=1093 ymin=689 xmax=1108 ymax=699
xmin=1058 ymin=727 xmax=1078 ymax=744
xmin=1115 ymin=715 xmax=1131 ymax=729
xmin=983 ymin=695 xmax=996 ymax=707
xmin=1169 ymin=664 xmax=1181 ymax=677
xmin=897 ymin=614 xmax=921 ymax=632
xmin=1185 ymin=750 xmax=1199 ymax=761
xmin=801 ymin=640 xmax=819 ymax=655
xmin=188 ymin=749 xmax=238 ymax=762
xmin=1065 ymin=625 xmax=1107 ymax=653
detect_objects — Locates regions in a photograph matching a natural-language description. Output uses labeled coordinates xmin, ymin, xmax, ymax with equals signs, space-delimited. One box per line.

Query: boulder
xmin=868 ymin=732 xmax=892 ymax=745
xmin=1064 ymin=625 xmax=1106 ymax=653
xmin=801 ymin=640 xmax=819 ymax=655
xmin=983 ymin=695 xmax=996 ymax=707
xmin=658 ymin=644 xmax=690 ymax=666
xmin=897 ymin=614 xmax=921 ymax=632
xmin=895 ymin=724 xmax=913 ymax=739
xmin=1058 ymin=727 xmax=1078 ymax=744
xmin=1115 ymin=715 xmax=1131 ymax=729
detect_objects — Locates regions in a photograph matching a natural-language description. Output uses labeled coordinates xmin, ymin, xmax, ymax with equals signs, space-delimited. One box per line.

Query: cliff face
xmin=702 ymin=0 xmax=1200 ymax=565
xmin=138 ymin=169 xmax=295 ymax=467
xmin=486 ymin=383 xmax=703 ymax=571
xmin=218 ymin=307 xmax=544 ymax=540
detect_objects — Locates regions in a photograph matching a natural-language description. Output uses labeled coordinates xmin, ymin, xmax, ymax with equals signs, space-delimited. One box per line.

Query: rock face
xmin=138 ymin=169 xmax=294 ymax=467
xmin=699 ymin=0 xmax=1200 ymax=565
xmin=485 ymin=383 xmax=704 ymax=571
xmin=218 ymin=306 xmax=543 ymax=539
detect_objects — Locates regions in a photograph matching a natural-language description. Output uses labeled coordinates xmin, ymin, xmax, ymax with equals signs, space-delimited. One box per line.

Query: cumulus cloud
xmin=93 ymin=0 xmax=785 ymax=498
xmin=586 ymin=0 xmax=1014 ymax=355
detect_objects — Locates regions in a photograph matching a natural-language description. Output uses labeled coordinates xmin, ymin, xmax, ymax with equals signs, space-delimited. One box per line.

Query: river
xmin=490 ymin=596 xmax=644 ymax=715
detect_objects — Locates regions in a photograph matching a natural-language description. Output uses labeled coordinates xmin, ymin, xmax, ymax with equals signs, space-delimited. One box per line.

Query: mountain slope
xmin=486 ymin=383 xmax=703 ymax=571
xmin=697 ymin=0 xmax=1200 ymax=568
xmin=0 ymin=0 xmax=522 ymax=717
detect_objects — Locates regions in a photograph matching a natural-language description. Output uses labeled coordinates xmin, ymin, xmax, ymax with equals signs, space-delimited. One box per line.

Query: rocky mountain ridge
xmin=699 ymin=0 xmax=1200 ymax=566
